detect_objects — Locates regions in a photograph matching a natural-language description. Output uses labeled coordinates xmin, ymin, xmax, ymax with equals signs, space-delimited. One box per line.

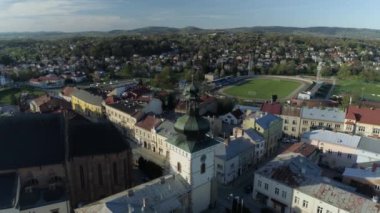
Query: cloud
xmin=0 ymin=0 xmax=134 ymax=32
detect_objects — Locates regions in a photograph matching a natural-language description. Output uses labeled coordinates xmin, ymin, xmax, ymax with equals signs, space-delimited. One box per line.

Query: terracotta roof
xmin=282 ymin=142 xmax=317 ymax=157
xmin=61 ymin=87 xmax=77 ymax=97
xmin=346 ymin=106 xmax=380 ymax=126
xmin=136 ymin=115 xmax=162 ymax=131
xmin=32 ymin=95 xmax=50 ymax=106
xmin=281 ymin=105 xmax=301 ymax=117
xmin=271 ymin=166 xmax=301 ymax=187
xmin=261 ymin=102 xmax=282 ymax=115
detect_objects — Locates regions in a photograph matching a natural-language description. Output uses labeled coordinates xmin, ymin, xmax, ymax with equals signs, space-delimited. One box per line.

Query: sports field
xmin=333 ymin=79 xmax=380 ymax=101
xmin=223 ymin=78 xmax=302 ymax=100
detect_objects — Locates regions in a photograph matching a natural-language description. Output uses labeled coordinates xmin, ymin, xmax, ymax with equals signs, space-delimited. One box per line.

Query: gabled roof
xmin=223 ymin=137 xmax=255 ymax=160
xmin=256 ymin=113 xmax=281 ymax=129
xmin=346 ymin=106 xmax=380 ymax=126
xmin=243 ymin=128 xmax=264 ymax=142
xmin=282 ymin=142 xmax=317 ymax=157
xmin=61 ymin=86 xmax=77 ymax=97
xmin=0 ymin=114 xmax=65 ymax=170
xmin=261 ymin=102 xmax=282 ymax=115
xmin=136 ymin=115 xmax=162 ymax=131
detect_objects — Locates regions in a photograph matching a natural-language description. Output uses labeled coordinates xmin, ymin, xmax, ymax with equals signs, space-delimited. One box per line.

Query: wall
xmin=281 ymin=115 xmax=301 ymax=137
xmin=20 ymin=200 xmax=70 ymax=213
xmin=292 ymin=189 xmax=344 ymax=213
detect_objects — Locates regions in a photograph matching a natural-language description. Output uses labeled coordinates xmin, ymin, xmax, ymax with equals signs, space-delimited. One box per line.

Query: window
xmin=258 ymin=180 xmax=262 ymax=188
xmin=284 ymin=126 xmax=288 ymax=131
xmin=347 ymin=154 xmax=352 ymax=159
xmin=317 ymin=206 xmax=323 ymax=213
xmin=302 ymin=200 xmax=308 ymax=208
xmin=358 ymin=126 xmax=365 ymax=132
xmin=335 ymin=124 xmax=341 ymax=129
xmin=282 ymin=191 xmax=286 ymax=198
xmin=318 ymin=122 xmax=323 ymax=126
xmin=177 ymin=162 xmax=182 ymax=173
xmin=294 ymin=196 xmax=299 ymax=204
xmin=217 ymin=164 xmax=223 ymax=170
xmin=201 ymin=163 xmax=206 ymax=174
xmin=326 ymin=123 xmax=331 ymax=128
xmin=113 ymin=162 xmax=118 ymax=184
xmin=79 ymin=166 xmax=85 ymax=189
xmin=292 ymin=120 xmax=297 ymax=125
xmin=285 ymin=119 xmax=289 ymax=124
xmin=328 ymin=149 xmax=332 ymax=154
xmin=98 ymin=164 xmax=103 ymax=186
xmin=292 ymin=127 xmax=296 ymax=132
xmin=264 ymin=183 xmax=268 ymax=190
xmin=303 ymin=120 xmax=308 ymax=125
xmin=346 ymin=125 xmax=352 ymax=131
xmin=275 ymin=187 xmax=279 ymax=195
xmin=373 ymin=128 xmax=380 ymax=135
xmin=338 ymin=151 xmax=342 ymax=157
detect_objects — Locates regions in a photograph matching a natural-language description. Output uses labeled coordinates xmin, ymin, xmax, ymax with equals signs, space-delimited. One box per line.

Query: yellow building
xmin=71 ymin=89 xmax=104 ymax=121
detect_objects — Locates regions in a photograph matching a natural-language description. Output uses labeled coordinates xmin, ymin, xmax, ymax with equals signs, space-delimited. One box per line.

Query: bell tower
xmin=168 ymin=81 xmax=218 ymax=212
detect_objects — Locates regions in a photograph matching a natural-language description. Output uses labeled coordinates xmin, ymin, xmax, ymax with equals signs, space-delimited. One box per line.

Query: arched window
xmin=201 ymin=163 xmax=206 ymax=174
xmin=177 ymin=162 xmax=182 ymax=173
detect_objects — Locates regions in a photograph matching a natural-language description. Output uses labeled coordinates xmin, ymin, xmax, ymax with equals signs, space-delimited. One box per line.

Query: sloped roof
xmin=224 ymin=137 xmax=255 ymax=160
xmin=261 ymin=102 xmax=282 ymax=115
xmin=357 ymin=136 xmax=380 ymax=154
xmin=72 ymin=89 xmax=103 ymax=106
xmin=301 ymin=107 xmax=345 ymax=123
xmin=243 ymin=128 xmax=264 ymax=142
xmin=346 ymin=106 xmax=380 ymax=125
xmin=281 ymin=142 xmax=317 ymax=157
xmin=167 ymin=133 xmax=219 ymax=153
xmin=68 ymin=120 xmax=128 ymax=157
xmin=75 ymin=175 xmax=190 ymax=213
xmin=256 ymin=113 xmax=281 ymax=129
xmin=136 ymin=115 xmax=162 ymax=131
xmin=0 ymin=114 xmax=65 ymax=170
xmin=302 ymin=130 xmax=361 ymax=148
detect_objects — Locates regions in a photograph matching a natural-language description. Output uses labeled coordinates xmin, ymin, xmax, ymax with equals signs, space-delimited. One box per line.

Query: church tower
xmin=168 ymin=81 xmax=219 ymax=213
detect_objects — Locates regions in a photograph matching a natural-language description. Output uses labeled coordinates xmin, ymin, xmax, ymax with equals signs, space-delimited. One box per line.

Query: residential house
xmin=281 ymin=142 xmax=320 ymax=164
xmin=344 ymin=106 xmax=380 ymax=138
xmin=243 ymin=112 xmax=282 ymax=156
xmin=30 ymin=95 xmax=71 ymax=113
xmin=254 ymin=153 xmax=380 ymax=213
xmin=71 ymin=89 xmax=104 ymax=122
xmin=281 ymin=105 xmax=302 ymax=138
xmin=234 ymin=127 xmax=266 ymax=163
xmin=103 ymin=101 xmax=144 ymax=138
xmin=301 ymin=130 xmax=360 ymax=169
xmin=261 ymin=101 xmax=282 ymax=115
xmin=59 ymin=87 xmax=77 ymax=102
xmin=29 ymin=74 xmax=64 ymax=89
xmin=220 ymin=108 xmax=244 ymax=125
xmin=134 ymin=114 xmax=162 ymax=153
xmin=300 ymin=107 xmax=345 ymax=134
xmin=215 ymin=137 xmax=255 ymax=184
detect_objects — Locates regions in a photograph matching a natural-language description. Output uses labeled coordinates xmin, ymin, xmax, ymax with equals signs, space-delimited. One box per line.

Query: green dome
xmin=174 ymin=114 xmax=210 ymax=139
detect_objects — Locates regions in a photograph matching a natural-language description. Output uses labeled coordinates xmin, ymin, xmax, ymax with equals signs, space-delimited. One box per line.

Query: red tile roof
xmin=136 ymin=115 xmax=162 ymax=131
xmin=346 ymin=106 xmax=380 ymax=126
xmin=32 ymin=95 xmax=50 ymax=106
xmin=261 ymin=102 xmax=282 ymax=115
xmin=62 ymin=87 xmax=77 ymax=97
xmin=282 ymin=142 xmax=317 ymax=158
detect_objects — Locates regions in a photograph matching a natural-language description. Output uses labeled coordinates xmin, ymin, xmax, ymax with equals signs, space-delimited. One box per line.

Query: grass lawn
xmin=333 ymin=79 xmax=380 ymax=101
xmin=0 ymin=87 xmax=46 ymax=105
xmin=224 ymin=78 xmax=302 ymax=100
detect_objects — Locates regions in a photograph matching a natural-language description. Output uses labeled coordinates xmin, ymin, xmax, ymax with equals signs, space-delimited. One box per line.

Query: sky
xmin=0 ymin=0 xmax=379 ymax=32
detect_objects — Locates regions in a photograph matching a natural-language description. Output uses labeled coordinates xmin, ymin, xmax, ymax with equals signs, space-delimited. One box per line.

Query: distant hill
xmin=1 ymin=26 xmax=380 ymax=40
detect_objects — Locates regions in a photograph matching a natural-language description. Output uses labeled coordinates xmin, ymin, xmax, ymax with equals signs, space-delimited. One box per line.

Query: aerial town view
xmin=2 ymin=1 xmax=380 ymax=213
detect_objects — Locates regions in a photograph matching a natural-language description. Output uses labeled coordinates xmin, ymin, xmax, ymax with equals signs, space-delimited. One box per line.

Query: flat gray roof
xmin=302 ymin=130 xmax=361 ymax=148
xmin=301 ymin=107 xmax=345 ymax=123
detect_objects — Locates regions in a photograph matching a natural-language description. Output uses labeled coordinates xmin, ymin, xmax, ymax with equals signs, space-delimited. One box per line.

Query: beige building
xmin=280 ymin=105 xmax=302 ymax=138
xmin=301 ymin=130 xmax=360 ymax=169
xmin=344 ymin=106 xmax=380 ymax=138
xmin=300 ymin=107 xmax=345 ymax=134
